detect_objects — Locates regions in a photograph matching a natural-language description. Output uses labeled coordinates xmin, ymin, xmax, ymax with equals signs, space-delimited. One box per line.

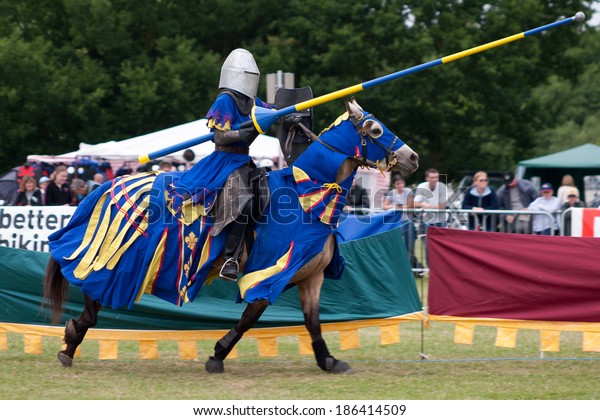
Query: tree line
xmin=0 ymin=0 xmax=597 ymax=182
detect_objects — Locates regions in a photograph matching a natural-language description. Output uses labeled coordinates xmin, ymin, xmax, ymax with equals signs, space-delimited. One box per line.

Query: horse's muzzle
xmin=392 ymin=144 xmax=419 ymax=177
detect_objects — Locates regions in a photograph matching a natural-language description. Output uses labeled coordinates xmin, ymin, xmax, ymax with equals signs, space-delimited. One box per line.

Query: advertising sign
xmin=0 ymin=206 xmax=76 ymax=252
xmin=570 ymin=207 xmax=600 ymax=237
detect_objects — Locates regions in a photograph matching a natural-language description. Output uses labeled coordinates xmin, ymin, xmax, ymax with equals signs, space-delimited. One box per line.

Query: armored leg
xmin=220 ymin=200 xmax=252 ymax=281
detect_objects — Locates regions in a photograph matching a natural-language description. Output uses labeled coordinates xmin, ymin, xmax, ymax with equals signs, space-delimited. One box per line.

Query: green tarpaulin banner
xmin=0 ymin=226 xmax=421 ymax=330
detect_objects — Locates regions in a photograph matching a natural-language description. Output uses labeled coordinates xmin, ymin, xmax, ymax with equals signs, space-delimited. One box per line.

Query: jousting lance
xmin=138 ymin=11 xmax=585 ymax=164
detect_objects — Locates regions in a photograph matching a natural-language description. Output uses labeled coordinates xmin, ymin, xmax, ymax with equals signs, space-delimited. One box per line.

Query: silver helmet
xmin=218 ymin=48 xmax=260 ymax=98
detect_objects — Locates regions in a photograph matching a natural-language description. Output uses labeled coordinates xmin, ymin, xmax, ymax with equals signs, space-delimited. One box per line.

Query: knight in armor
xmin=206 ymin=48 xmax=272 ymax=281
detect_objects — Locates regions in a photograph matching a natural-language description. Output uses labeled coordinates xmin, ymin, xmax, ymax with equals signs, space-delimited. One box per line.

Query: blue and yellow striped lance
xmin=139 ymin=12 xmax=585 ymax=164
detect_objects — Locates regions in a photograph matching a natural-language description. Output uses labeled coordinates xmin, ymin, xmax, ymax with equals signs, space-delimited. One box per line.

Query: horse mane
xmin=318 ymin=111 xmax=350 ymax=136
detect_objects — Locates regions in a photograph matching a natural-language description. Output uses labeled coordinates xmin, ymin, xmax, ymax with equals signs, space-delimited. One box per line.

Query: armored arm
xmin=213 ymin=126 xmax=260 ymax=146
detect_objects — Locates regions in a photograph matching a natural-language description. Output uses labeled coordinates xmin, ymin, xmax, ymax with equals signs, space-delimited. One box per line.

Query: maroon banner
xmin=427 ymin=227 xmax=600 ymax=322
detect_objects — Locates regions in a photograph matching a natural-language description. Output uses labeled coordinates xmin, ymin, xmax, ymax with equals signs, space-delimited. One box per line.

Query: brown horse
xmin=43 ymin=98 xmax=419 ymax=374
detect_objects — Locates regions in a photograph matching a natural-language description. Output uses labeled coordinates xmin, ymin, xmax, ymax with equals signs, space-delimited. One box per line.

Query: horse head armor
xmin=316 ymin=98 xmax=419 ymax=178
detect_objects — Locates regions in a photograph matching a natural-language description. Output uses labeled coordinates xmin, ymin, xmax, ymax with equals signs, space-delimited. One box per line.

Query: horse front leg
xmin=298 ymin=275 xmax=353 ymax=374
xmin=205 ymin=299 xmax=269 ymax=374
xmin=57 ymin=294 xmax=102 ymax=367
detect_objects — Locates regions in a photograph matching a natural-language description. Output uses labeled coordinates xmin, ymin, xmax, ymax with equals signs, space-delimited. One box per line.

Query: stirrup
xmin=219 ymin=258 xmax=239 ymax=282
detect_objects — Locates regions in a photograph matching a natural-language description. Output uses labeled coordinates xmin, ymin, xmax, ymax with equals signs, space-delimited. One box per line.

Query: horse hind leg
xmin=306 ymin=315 xmax=353 ymax=375
xmin=299 ymin=275 xmax=353 ymax=374
xmin=57 ymin=294 xmax=102 ymax=367
xmin=205 ymin=299 xmax=269 ymax=374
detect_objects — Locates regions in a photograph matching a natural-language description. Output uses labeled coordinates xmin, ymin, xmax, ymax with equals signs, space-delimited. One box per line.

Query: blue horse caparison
xmin=43 ymin=98 xmax=419 ymax=374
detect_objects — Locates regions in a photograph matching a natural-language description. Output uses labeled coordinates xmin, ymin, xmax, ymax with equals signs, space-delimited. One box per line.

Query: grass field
xmin=1 ymin=317 xmax=599 ymax=400
xmin=2 ymin=274 xmax=599 ymax=401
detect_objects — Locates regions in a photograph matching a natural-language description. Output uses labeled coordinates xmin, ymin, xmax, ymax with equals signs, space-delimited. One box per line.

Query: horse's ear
xmin=345 ymin=97 xmax=364 ymax=120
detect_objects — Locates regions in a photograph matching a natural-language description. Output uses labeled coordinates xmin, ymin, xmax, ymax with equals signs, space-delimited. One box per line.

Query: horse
xmin=43 ymin=98 xmax=419 ymax=374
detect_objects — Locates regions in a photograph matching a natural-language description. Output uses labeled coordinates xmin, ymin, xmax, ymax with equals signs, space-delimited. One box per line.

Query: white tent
xmin=25 ymin=118 xmax=392 ymax=208
xmin=27 ymin=118 xmax=283 ymax=167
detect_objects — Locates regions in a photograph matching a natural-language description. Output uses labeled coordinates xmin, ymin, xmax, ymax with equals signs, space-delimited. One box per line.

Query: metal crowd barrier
xmin=422 ymin=208 xmax=558 ymax=235
xmin=343 ymin=207 xmax=560 ymax=278
xmin=345 ymin=207 xmax=558 ymax=234
xmin=558 ymin=207 xmax=575 ymax=236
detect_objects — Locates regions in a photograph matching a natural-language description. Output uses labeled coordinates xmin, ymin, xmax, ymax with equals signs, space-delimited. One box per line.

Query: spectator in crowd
xmin=17 ymin=160 xmax=38 ymax=184
xmin=383 ymin=175 xmax=410 ymax=210
xmin=345 ymin=179 xmax=370 ymax=214
xmin=496 ymin=171 xmax=539 ymax=234
xmin=45 ymin=167 xmax=71 ymax=206
xmin=38 ymin=176 xmax=50 ymax=205
xmin=37 ymin=162 xmax=54 ymax=179
xmin=70 ymin=179 xmax=88 ymax=206
xmin=413 ymin=168 xmax=449 ymax=229
xmin=86 ymin=173 xmax=105 ymax=193
xmin=99 ymin=161 xmax=114 ymax=180
xmin=116 ymin=163 xmax=133 ymax=177
xmin=560 ymin=187 xmax=585 ymax=236
xmin=412 ymin=168 xmax=448 ymax=266
xmin=528 ymin=182 xmax=561 ymax=235
xmin=461 ymin=171 xmax=499 ymax=231
xmin=383 ymin=174 xmax=421 ymax=269
xmin=556 ymin=174 xmax=579 ymax=204
xmin=159 ymin=161 xmax=173 ymax=172
xmin=14 ymin=176 xmax=42 ymax=206
xmin=258 ymin=158 xmax=275 ymax=170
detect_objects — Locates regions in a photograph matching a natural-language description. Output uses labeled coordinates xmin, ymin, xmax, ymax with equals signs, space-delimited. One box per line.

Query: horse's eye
xmin=367 ymin=121 xmax=383 ymax=138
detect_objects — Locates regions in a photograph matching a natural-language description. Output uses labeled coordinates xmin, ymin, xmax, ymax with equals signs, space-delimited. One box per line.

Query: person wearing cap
xmin=560 ymin=187 xmax=585 ymax=236
xmin=38 ymin=176 xmax=50 ymax=205
xmin=258 ymin=158 xmax=275 ymax=170
xmin=556 ymin=174 xmax=580 ymax=205
xmin=176 ymin=48 xmax=273 ymax=281
xmin=496 ymin=171 xmax=539 ymax=234
xmin=528 ymin=182 xmax=561 ymax=235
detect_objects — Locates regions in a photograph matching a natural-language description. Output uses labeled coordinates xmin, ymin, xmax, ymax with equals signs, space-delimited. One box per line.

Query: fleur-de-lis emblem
xmin=185 ymin=232 xmax=198 ymax=250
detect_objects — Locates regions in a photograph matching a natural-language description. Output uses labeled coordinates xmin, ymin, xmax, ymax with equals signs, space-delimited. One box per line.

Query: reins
xmin=296 ymin=115 xmax=399 ymax=171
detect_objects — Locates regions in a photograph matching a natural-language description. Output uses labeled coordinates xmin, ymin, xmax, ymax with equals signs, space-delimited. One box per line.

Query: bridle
xmin=309 ymin=112 xmax=401 ymax=172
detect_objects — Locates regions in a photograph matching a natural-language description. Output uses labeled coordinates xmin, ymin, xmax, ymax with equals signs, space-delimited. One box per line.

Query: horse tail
xmin=42 ymin=257 xmax=69 ymax=324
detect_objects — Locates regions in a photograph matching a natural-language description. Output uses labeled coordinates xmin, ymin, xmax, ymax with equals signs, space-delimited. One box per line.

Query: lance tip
xmin=573 ymin=12 xmax=585 ymax=22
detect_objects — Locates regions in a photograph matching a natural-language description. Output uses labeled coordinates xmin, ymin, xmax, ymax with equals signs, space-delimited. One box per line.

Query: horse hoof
xmin=333 ymin=360 xmax=354 ymax=374
xmin=57 ymin=351 xmax=73 ymax=367
xmin=205 ymin=356 xmax=224 ymax=374
xmin=327 ymin=358 xmax=353 ymax=374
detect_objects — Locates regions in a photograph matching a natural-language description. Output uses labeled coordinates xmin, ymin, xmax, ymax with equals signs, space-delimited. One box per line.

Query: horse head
xmin=318 ymin=98 xmax=419 ymax=178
